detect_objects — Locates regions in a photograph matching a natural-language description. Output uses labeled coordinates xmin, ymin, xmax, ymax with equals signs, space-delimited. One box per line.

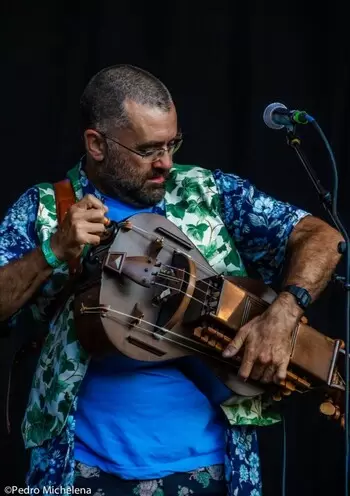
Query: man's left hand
xmin=222 ymin=294 xmax=302 ymax=384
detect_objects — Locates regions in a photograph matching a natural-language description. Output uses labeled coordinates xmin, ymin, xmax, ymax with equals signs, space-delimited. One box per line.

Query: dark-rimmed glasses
xmin=97 ymin=131 xmax=183 ymax=163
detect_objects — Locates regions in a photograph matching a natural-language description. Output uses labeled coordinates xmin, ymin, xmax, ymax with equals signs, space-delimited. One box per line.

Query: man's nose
xmin=154 ymin=152 xmax=173 ymax=170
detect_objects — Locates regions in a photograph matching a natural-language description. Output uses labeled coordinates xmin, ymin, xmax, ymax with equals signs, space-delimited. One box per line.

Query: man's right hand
xmin=50 ymin=194 xmax=108 ymax=262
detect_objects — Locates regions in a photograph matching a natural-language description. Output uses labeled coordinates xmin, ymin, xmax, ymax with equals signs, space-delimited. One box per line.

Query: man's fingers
xmin=274 ymin=359 xmax=289 ymax=385
xmin=80 ymin=222 xmax=106 ymax=234
xmin=85 ymin=233 xmax=104 ymax=246
xmin=250 ymin=363 xmax=268 ymax=382
xmin=222 ymin=327 xmax=249 ymax=358
xmin=260 ymin=364 xmax=276 ymax=384
xmin=78 ymin=194 xmax=108 ymax=211
xmin=238 ymin=348 xmax=255 ymax=381
xmin=82 ymin=208 xmax=108 ymax=223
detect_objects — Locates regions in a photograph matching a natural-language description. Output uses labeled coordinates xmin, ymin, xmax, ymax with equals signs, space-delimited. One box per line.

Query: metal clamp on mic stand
xmin=285 ymin=129 xmax=348 ymax=258
xmin=263 ymin=102 xmax=349 ymax=496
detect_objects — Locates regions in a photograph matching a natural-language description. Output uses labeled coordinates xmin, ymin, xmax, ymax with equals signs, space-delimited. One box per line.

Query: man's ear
xmin=83 ymin=130 xmax=107 ymax=162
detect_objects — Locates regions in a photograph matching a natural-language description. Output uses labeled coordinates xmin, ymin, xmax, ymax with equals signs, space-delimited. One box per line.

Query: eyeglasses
xmin=98 ymin=131 xmax=183 ymax=163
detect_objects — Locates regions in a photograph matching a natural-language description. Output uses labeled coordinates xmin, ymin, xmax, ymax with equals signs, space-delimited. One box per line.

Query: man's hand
xmin=222 ymin=293 xmax=302 ymax=384
xmin=51 ymin=194 xmax=108 ymax=261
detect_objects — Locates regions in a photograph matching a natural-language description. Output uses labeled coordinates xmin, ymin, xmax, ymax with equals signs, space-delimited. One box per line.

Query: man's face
xmin=95 ymin=100 xmax=179 ymax=207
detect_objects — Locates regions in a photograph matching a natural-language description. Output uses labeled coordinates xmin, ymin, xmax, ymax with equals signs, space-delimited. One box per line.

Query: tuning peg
xmin=319 ymin=400 xmax=341 ymax=420
xmin=272 ymin=391 xmax=283 ymax=402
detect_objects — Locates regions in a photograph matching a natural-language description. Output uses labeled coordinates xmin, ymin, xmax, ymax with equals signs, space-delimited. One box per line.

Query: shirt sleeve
xmin=213 ymin=169 xmax=311 ymax=283
xmin=0 ymin=187 xmax=40 ymax=267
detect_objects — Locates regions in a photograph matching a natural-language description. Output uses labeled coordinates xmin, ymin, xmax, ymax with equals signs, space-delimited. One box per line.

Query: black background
xmin=0 ymin=2 xmax=349 ymax=495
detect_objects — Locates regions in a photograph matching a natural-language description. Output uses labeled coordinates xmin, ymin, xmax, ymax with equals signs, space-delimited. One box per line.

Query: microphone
xmin=263 ymin=102 xmax=313 ymax=130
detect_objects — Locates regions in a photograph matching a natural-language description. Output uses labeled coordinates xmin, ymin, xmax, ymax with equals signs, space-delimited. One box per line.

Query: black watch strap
xmin=283 ymin=285 xmax=312 ymax=310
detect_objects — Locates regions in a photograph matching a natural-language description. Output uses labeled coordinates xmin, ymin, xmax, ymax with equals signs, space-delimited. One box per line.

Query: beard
xmin=94 ymin=148 xmax=169 ymax=207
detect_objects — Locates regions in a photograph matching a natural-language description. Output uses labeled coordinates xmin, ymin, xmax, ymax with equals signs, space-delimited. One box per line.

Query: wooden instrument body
xmin=73 ymin=213 xmax=346 ymax=418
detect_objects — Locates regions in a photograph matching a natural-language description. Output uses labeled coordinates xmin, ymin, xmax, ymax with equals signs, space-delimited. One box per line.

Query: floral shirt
xmin=0 ymin=168 xmax=308 ymax=284
xmin=0 ymin=164 xmax=309 ymax=496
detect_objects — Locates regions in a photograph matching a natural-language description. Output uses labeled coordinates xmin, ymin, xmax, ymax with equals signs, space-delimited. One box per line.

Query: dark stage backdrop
xmin=1 ymin=2 xmax=349 ymax=495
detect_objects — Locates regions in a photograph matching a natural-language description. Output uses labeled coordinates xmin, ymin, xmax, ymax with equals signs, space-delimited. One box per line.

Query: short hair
xmin=79 ymin=64 xmax=173 ymax=133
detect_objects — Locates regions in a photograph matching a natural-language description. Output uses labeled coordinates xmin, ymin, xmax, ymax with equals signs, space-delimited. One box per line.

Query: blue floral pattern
xmin=0 ymin=187 xmax=38 ymax=266
xmin=0 ymin=163 xmax=310 ymax=496
xmin=213 ymin=169 xmax=309 ymax=283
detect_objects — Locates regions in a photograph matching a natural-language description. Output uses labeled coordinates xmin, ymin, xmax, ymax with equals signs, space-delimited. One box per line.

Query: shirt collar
xmin=73 ymin=157 xmax=166 ymax=213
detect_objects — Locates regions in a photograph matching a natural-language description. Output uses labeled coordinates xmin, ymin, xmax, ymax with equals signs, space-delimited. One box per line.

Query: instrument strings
xmin=122 ymin=223 xmax=218 ymax=277
xmin=80 ymin=305 xmax=320 ymax=394
xmin=81 ymin=305 xmax=235 ymax=368
xmin=157 ymin=267 xmax=215 ymax=296
xmin=154 ymin=267 xmax=214 ymax=306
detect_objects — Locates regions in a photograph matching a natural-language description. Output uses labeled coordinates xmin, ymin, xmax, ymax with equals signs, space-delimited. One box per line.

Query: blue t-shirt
xmin=73 ymin=193 xmax=232 ymax=479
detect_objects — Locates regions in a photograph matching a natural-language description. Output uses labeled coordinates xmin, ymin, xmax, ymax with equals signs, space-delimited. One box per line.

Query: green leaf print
xmin=45 ymin=376 xmax=67 ymax=404
xmin=58 ymin=398 xmax=72 ymax=419
xmin=187 ymin=200 xmax=208 ymax=218
xmin=66 ymin=316 xmax=76 ymax=345
xmin=26 ymin=403 xmax=43 ymax=426
xmin=42 ymin=332 xmax=54 ymax=351
xmin=243 ymin=399 xmax=256 ymax=416
xmin=42 ymin=366 xmax=53 ymax=385
xmin=187 ymin=223 xmax=209 ymax=241
xmin=165 ymin=173 xmax=178 ymax=194
xmin=60 ymin=352 xmax=76 ymax=373
xmin=27 ymin=424 xmax=50 ymax=446
xmin=224 ymin=252 xmax=239 ymax=267
xmin=33 ymin=376 xmax=41 ymax=389
xmin=197 ymin=243 xmax=218 ymax=259
xmin=177 ymin=177 xmax=200 ymax=200
xmin=217 ymin=225 xmax=230 ymax=242
xmin=40 ymin=194 xmax=56 ymax=213
xmin=25 ymin=407 xmax=57 ymax=445
xmin=210 ymin=195 xmax=221 ymax=214
xmin=39 ymin=394 xmax=45 ymax=409
xmin=216 ymin=244 xmax=227 ymax=254
xmin=166 ymin=200 xmax=189 ymax=219
xmin=203 ymin=177 xmax=215 ymax=188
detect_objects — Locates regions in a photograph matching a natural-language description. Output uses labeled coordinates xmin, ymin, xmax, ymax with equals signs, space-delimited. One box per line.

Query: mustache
xmin=147 ymin=168 xmax=170 ymax=180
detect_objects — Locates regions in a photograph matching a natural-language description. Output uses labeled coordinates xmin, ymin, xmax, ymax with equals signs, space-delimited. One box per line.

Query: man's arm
xmin=213 ymin=169 xmax=343 ymax=383
xmin=0 ymin=248 xmax=53 ymax=321
xmin=0 ymin=187 xmax=55 ymax=322
xmin=278 ymin=215 xmax=343 ymax=306
xmin=0 ymin=189 xmax=108 ymax=323
xmin=224 ymin=215 xmax=343 ymax=384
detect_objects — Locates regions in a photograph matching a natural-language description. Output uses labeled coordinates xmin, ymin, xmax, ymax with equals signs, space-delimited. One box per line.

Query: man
xmin=0 ymin=65 xmax=343 ymax=496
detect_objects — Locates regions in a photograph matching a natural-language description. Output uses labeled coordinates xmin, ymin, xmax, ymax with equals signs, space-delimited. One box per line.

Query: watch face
xmin=300 ymin=293 xmax=310 ymax=307
xmin=285 ymin=285 xmax=311 ymax=309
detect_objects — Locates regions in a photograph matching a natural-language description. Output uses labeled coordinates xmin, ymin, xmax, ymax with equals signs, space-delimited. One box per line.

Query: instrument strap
xmin=53 ymin=178 xmax=80 ymax=275
xmin=42 ymin=178 xmax=83 ymax=321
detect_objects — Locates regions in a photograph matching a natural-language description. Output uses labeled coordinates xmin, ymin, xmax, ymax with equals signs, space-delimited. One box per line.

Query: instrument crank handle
xmin=100 ymin=219 xmax=118 ymax=243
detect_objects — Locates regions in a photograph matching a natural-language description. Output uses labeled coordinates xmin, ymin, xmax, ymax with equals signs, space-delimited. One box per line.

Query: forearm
xmin=277 ymin=216 xmax=343 ymax=315
xmin=0 ymin=247 xmax=53 ymax=321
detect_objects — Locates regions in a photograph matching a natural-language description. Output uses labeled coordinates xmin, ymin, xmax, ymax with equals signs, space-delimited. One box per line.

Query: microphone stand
xmin=285 ymin=127 xmax=350 ymax=495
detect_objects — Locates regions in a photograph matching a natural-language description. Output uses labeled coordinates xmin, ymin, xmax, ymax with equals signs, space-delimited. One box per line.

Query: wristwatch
xmin=282 ymin=285 xmax=312 ymax=311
